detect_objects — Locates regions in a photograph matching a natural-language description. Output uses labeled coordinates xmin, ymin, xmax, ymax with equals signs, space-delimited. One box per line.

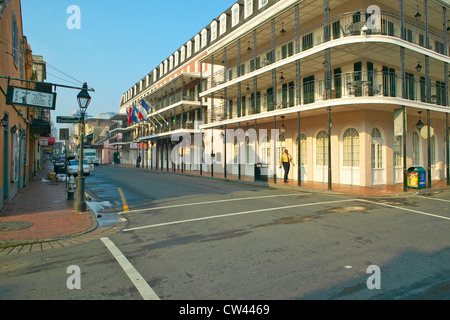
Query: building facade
xmin=1 ymin=0 xmax=51 ymax=212
xmin=119 ymin=0 xmax=450 ymax=189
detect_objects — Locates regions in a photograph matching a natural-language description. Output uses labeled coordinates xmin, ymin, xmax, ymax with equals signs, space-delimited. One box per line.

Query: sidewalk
xmin=0 ymin=163 xmax=96 ymax=249
xmin=133 ymin=164 xmax=450 ymax=196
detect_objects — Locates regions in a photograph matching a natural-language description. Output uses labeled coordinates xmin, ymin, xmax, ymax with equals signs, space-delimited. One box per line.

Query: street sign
xmin=6 ymin=85 xmax=57 ymax=110
xmin=57 ymin=116 xmax=81 ymax=124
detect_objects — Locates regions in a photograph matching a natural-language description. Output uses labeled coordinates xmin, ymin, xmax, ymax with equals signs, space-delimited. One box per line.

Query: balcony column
xmin=297 ymin=111 xmax=301 ymax=186
xmin=425 ymin=0 xmax=429 ymax=49
xmin=271 ymin=19 xmax=277 ymax=110
xmin=181 ymin=78 xmax=185 ymax=101
xmin=328 ymin=106 xmax=332 ymax=190
xmin=166 ymin=138 xmax=169 ymax=172
xmin=295 ymin=4 xmax=301 ymax=106
xmin=181 ymin=106 xmax=184 ymax=130
xmin=211 ymin=54 xmax=214 ymax=88
xmin=160 ymin=140 xmax=164 ymax=172
xmin=273 ymin=116 xmax=277 ymax=184
xmin=324 ymin=0 xmax=332 ymax=101
xmin=223 ymin=49 xmax=227 ymax=120
xmin=446 ymin=113 xmax=449 ymax=186
xmin=427 ymin=109 xmax=431 ymax=188
xmin=403 ymin=106 xmax=408 ymax=192
xmin=224 ymin=124 xmax=227 ymax=179
xmin=238 ymin=122 xmax=241 ymax=180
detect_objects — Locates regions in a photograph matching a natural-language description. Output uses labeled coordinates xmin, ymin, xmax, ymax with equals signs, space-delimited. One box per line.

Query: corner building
xmin=120 ymin=0 xmax=450 ymax=189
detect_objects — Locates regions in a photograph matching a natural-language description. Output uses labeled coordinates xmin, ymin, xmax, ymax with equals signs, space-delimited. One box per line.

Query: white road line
xmin=100 ymin=237 xmax=160 ymax=300
xmin=419 ymin=196 xmax=450 ymax=204
xmin=120 ymin=193 xmax=305 ymax=215
xmin=123 ymin=199 xmax=356 ymax=232
xmin=357 ymin=199 xmax=450 ymax=221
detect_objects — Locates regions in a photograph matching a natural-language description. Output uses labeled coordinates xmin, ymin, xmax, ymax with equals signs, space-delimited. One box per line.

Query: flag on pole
xmin=138 ymin=101 xmax=148 ymax=121
xmin=127 ymin=106 xmax=132 ymax=125
xmin=131 ymin=104 xmax=139 ymax=124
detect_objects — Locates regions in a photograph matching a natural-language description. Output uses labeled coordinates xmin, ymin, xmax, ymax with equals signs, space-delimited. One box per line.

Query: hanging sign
xmin=6 ymin=85 xmax=57 ymax=110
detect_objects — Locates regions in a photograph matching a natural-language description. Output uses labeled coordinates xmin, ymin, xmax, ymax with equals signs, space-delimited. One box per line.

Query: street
xmin=0 ymin=165 xmax=449 ymax=302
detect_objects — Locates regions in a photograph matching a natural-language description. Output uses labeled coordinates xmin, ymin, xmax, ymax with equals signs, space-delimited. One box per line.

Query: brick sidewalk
xmin=0 ymin=163 xmax=95 ymax=247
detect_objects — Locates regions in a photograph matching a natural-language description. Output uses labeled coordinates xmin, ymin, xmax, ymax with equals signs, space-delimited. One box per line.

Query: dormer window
xmin=219 ymin=13 xmax=227 ymax=35
xmin=201 ymin=28 xmax=208 ymax=48
xmin=231 ymin=4 xmax=239 ymax=27
xmin=211 ymin=21 xmax=218 ymax=42
xmin=244 ymin=0 xmax=253 ymax=18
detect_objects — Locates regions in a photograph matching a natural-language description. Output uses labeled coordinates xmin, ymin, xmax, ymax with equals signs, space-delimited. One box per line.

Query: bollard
xmin=67 ymin=175 xmax=76 ymax=200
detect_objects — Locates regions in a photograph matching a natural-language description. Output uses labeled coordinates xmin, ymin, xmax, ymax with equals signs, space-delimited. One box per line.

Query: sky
xmin=21 ymin=0 xmax=237 ymax=130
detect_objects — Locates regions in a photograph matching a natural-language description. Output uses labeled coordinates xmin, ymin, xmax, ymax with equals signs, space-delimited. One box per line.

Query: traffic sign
xmin=57 ymin=116 xmax=81 ymax=124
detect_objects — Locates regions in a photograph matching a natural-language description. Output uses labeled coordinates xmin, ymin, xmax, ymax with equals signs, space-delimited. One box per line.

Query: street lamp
xmin=73 ymin=82 xmax=91 ymax=213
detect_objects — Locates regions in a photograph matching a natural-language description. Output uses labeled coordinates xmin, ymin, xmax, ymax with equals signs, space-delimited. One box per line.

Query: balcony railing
xmin=206 ymin=10 xmax=448 ymax=91
xmin=205 ymin=71 xmax=448 ymax=124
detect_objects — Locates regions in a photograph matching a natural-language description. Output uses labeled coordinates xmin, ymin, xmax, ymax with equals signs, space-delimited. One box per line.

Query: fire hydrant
xmin=67 ymin=175 xmax=76 ymax=200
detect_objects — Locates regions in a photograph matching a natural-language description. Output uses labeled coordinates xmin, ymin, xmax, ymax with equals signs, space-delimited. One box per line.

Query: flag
xmin=139 ymin=99 xmax=151 ymax=121
xmin=131 ymin=104 xmax=139 ymax=124
xmin=127 ymin=107 xmax=132 ymax=125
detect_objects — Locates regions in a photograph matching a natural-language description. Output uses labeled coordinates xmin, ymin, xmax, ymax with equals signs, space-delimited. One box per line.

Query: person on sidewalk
xmin=279 ymin=149 xmax=295 ymax=183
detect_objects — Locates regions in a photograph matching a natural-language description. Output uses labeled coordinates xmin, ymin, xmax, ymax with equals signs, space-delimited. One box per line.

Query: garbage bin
xmin=407 ymin=167 xmax=426 ymax=189
xmin=254 ymin=163 xmax=269 ymax=182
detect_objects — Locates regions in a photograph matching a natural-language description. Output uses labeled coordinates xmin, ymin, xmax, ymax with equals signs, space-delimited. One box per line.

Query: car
xmin=66 ymin=160 xmax=91 ymax=176
xmin=53 ymin=157 xmax=66 ymax=174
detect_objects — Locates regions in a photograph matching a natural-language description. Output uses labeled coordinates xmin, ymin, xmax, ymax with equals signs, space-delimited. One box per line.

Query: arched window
xmin=201 ymin=29 xmax=208 ymax=48
xmin=412 ymin=131 xmax=420 ymax=166
xmin=194 ymin=34 xmax=200 ymax=52
xmin=316 ymin=130 xmax=328 ymax=166
xmin=430 ymin=133 xmax=436 ymax=165
xmin=231 ymin=4 xmax=240 ymax=27
xmin=343 ymin=128 xmax=359 ymax=167
xmin=211 ymin=21 xmax=218 ymax=42
xmin=244 ymin=0 xmax=253 ymax=18
xmin=186 ymin=41 xmax=192 ymax=57
xmin=220 ymin=13 xmax=227 ymax=35
xmin=296 ymin=133 xmax=307 ymax=165
xmin=371 ymin=128 xmax=383 ymax=169
xmin=180 ymin=46 xmax=186 ymax=62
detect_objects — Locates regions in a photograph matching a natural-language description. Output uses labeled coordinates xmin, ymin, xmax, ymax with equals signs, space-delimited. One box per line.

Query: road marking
xmin=419 ymin=196 xmax=450 ymax=204
xmin=101 ymin=237 xmax=160 ymax=300
xmin=117 ymin=188 xmax=129 ymax=212
xmin=120 ymin=193 xmax=307 ymax=215
xmin=123 ymin=199 xmax=356 ymax=232
xmin=357 ymin=199 xmax=450 ymax=221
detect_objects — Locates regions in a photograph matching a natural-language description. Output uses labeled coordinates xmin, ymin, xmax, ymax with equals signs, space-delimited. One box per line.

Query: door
xmin=341 ymin=128 xmax=360 ymax=185
xmin=371 ymin=128 xmax=386 ymax=185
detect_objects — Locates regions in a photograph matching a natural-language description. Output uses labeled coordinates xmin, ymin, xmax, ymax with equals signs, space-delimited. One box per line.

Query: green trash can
xmin=407 ymin=167 xmax=426 ymax=189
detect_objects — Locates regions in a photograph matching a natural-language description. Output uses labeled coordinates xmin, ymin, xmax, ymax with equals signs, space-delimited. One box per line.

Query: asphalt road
xmin=0 ymin=164 xmax=449 ymax=304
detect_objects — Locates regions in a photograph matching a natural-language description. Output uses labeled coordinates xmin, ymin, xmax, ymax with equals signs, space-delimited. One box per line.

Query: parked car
xmin=67 ymin=160 xmax=90 ymax=176
xmin=53 ymin=157 xmax=66 ymax=174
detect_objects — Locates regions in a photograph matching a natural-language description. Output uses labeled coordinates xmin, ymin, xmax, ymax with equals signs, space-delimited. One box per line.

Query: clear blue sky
xmin=21 ymin=0 xmax=236 ymax=127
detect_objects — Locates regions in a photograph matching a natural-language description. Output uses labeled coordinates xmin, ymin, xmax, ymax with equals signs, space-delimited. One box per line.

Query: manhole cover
xmin=0 ymin=221 xmax=34 ymax=232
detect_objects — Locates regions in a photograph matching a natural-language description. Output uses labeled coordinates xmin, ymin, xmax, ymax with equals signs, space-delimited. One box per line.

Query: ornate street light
xmin=416 ymin=111 xmax=424 ymax=131
xmin=73 ymin=82 xmax=91 ymax=213
xmin=415 ymin=61 xmax=423 ymax=73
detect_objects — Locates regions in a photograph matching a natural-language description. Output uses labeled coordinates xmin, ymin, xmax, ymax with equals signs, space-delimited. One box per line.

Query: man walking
xmin=279 ymin=149 xmax=295 ymax=183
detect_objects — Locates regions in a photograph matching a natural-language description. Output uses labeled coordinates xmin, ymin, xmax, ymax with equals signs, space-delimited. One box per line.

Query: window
xmin=316 ymin=130 xmax=329 ymax=166
xmin=302 ymin=33 xmax=313 ymax=51
xmin=259 ymin=0 xmax=268 ymax=9
xmin=220 ymin=14 xmax=227 ymax=35
xmin=169 ymin=56 xmax=173 ymax=70
xmin=343 ymin=128 xmax=359 ymax=167
xmin=371 ymin=128 xmax=384 ymax=169
xmin=211 ymin=21 xmax=218 ymax=42
xmin=174 ymin=51 xmax=179 ymax=67
xmin=244 ymin=0 xmax=253 ymax=18
xmin=195 ymin=34 xmax=200 ymax=52
xmin=12 ymin=11 xmax=19 ymax=65
xmin=296 ymin=134 xmax=307 ymax=165
xmin=231 ymin=4 xmax=239 ymax=27
xmin=180 ymin=46 xmax=186 ymax=62
xmin=393 ymin=135 xmax=402 ymax=167
xmin=187 ymin=41 xmax=192 ymax=57
xmin=201 ymin=29 xmax=208 ymax=48
xmin=430 ymin=134 xmax=436 ymax=165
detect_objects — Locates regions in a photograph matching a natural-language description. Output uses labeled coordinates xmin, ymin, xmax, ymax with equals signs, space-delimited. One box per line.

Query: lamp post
xmin=73 ymin=83 xmax=91 ymax=213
